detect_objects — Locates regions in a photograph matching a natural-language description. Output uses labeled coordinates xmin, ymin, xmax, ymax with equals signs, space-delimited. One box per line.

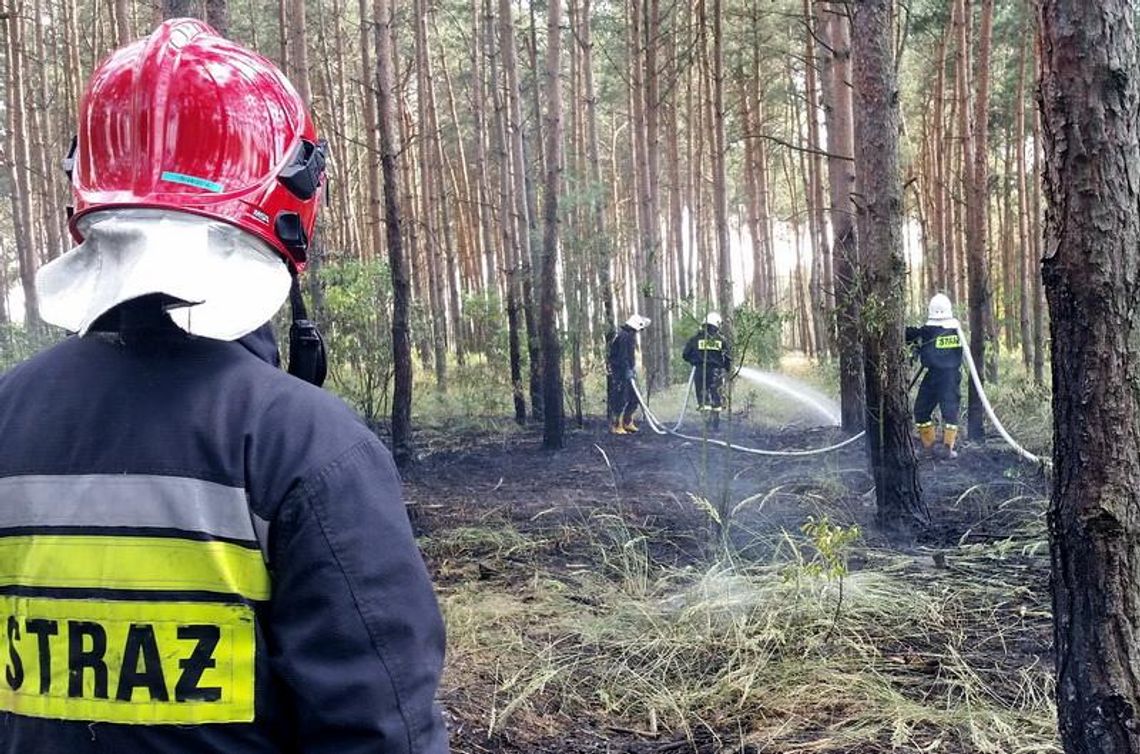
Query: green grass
xmin=438 ymin=505 xmax=1058 ymax=752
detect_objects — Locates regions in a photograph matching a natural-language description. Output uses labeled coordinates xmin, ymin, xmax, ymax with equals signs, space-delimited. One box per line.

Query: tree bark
xmin=374 ymin=0 xmax=413 ymax=464
xmin=1031 ymin=98 xmax=1046 ymax=385
xmin=539 ymin=0 xmax=564 ymax=449
xmin=471 ymin=0 xmax=498 ymax=295
xmin=819 ymin=1 xmax=865 ymax=432
xmin=711 ymin=0 xmax=731 ymax=321
xmin=357 ymin=0 xmax=383 ymax=263
xmin=966 ymin=0 xmax=994 ymax=439
xmin=499 ymin=0 xmax=542 ymax=420
xmin=204 ymin=0 xmax=226 ymax=34
xmin=850 ymin=0 xmax=925 ymax=536
xmin=161 ymin=0 xmax=194 ymax=19
xmin=1039 ymin=2 xmax=1140 ymax=751
xmin=113 ymin=0 xmax=131 ymax=42
xmin=629 ymin=0 xmax=665 ymax=390
xmin=489 ymin=0 xmax=527 ymax=424
xmin=3 ymin=7 xmax=39 ymax=330
xmin=412 ymin=0 xmax=449 ymax=390
xmin=580 ymin=0 xmax=613 ymax=332
xmin=1015 ymin=28 xmax=1032 ymax=372
xmin=999 ymin=123 xmax=1015 ymax=353
xmin=804 ymin=0 xmax=831 ymax=357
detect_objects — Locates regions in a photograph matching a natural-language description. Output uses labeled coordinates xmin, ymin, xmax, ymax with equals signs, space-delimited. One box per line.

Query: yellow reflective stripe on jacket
xmin=697 ymin=338 xmax=722 ymax=351
xmin=935 ymin=334 xmax=961 ymax=349
xmin=0 ymin=536 xmax=270 ymax=601
xmin=0 ymin=594 xmax=254 ymax=724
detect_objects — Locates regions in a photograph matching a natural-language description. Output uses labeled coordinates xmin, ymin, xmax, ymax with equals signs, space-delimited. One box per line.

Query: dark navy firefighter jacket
xmin=608 ymin=325 xmax=638 ymax=379
xmin=682 ymin=325 xmax=731 ymax=372
xmin=904 ymin=324 xmax=964 ymax=371
xmin=0 ymin=311 xmax=448 ymax=752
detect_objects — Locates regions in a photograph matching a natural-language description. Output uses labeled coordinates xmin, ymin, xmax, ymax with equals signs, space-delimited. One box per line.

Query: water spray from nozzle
xmin=735 ymin=367 xmax=842 ymax=426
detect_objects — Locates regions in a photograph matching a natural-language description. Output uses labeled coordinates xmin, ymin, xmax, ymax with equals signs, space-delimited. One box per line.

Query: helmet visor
xmin=37 ymin=209 xmax=290 ymax=341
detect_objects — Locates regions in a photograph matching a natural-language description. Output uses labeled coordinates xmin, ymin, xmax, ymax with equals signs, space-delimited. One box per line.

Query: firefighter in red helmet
xmin=0 ymin=20 xmax=447 ymax=753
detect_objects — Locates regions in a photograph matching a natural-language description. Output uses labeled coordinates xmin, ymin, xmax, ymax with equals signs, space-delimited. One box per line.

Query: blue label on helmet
xmin=161 ymin=171 xmax=224 ymax=193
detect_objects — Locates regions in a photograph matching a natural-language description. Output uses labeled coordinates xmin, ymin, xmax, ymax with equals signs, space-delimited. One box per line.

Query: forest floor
xmin=404 ymin=398 xmax=1057 ymax=754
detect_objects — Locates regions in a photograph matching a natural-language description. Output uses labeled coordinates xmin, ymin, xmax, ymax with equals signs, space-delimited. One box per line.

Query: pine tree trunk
xmin=693 ymin=5 xmax=709 ymax=306
xmin=357 ymin=0 xmax=383 ymax=263
xmin=113 ymin=0 xmax=130 ymax=43
xmin=412 ymin=0 xmax=448 ymax=391
xmin=965 ymin=0 xmax=994 ymax=439
xmin=205 ymin=0 xmax=227 ymax=34
xmin=1040 ymin=2 xmax=1140 ymax=751
xmin=943 ymin=3 xmax=959 ymax=303
xmin=740 ymin=73 xmax=764 ymax=308
xmin=645 ymin=0 xmax=668 ymax=386
xmin=540 ymin=0 xmax=564 ymax=449
xmin=3 ymin=8 xmax=39 ymax=330
xmin=431 ymin=32 xmax=466 ymax=365
xmin=850 ymin=0 xmax=925 ymax=536
xmin=29 ymin=0 xmax=62 ymax=265
xmin=629 ymin=0 xmax=663 ymax=390
xmin=489 ymin=0 xmax=527 ymax=424
xmin=579 ymin=0 xmax=613 ymax=333
xmin=373 ymin=0 xmax=413 ymax=464
xmin=162 ymin=0 xmax=194 ymax=19
xmin=499 ymin=0 xmax=542 ymax=420
xmin=999 ymin=125 xmax=1015 ymax=352
xmin=930 ymin=21 xmax=949 ymax=291
xmin=1015 ymin=29 xmax=1032 ymax=372
xmin=435 ymin=27 xmax=477 ymax=292
xmin=665 ymin=30 xmax=685 ymax=306
xmin=711 ymin=0 xmax=731 ymax=321
xmin=820 ymin=1 xmax=865 ymax=432
xmin=1031 ymin=98 xmax=1046 ymax=385
xmin=756 ymin=100 xmax=775 ymax=308
xmin=804 ymin=0 xmax=831 ymax=357
xmin=471 ymin=3 xmax=497 ymax=295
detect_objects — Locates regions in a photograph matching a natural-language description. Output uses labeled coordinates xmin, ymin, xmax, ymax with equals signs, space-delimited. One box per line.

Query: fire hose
xmin=630 ymin=373 xmax=866 ymax=457
xmin=953 ymin=325 xmax=1050 ymax=468
xmin=634 ymin=334 xmax=1050 ymax=468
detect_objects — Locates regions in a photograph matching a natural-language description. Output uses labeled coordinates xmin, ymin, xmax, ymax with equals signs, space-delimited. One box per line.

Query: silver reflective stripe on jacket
xmin=0 ymin=474 xmax=257 ymax=543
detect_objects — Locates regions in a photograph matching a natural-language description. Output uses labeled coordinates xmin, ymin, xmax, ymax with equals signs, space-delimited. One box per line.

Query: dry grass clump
xmin=440 ymin=507 xmax=1058 ymax=753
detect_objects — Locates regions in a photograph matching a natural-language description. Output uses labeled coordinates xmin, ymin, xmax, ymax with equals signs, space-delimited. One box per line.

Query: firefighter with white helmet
xmin=0 ymin=20 xmax=447 ymax=752
xmin=906 ymin=293 xmax=964 ymax=458
xmin=608 ymin=314 xmax=651 ymax=434
xmin=682 ymin=311 xmax=732 ymax=428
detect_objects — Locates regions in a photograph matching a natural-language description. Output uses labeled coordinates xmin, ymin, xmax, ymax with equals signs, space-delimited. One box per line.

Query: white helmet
xmin=927 ymin=294 xmax=954 ymax=324
xmin=704 ymin=312 xmax=722 ymax=328
xmin=625 ymin=314 xmax=651 ymax=331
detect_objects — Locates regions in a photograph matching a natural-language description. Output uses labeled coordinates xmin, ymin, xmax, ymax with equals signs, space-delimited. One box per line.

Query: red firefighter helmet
xmin=67 ymin=18 xmax=326 ymax=272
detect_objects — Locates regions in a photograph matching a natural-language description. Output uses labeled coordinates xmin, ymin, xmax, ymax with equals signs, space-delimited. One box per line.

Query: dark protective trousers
xmin=610 ymin=375 xmax=639 ymax=422
xmin=914 ymin=367 xmax=961 ymax=426
xmin=694 ymin=367 xmax=725 ymax=410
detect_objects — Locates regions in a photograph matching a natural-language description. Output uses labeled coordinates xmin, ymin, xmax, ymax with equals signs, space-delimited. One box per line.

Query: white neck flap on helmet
xmin=37 ymin=209 xmax=290 ymax=341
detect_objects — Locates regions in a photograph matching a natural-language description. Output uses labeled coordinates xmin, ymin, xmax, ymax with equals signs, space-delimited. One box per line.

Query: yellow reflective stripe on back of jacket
xmin=935 ymin=334 xmax=961 ymax=349
xmin=0 ymin=595 xmax=255 ymax=724
xmin=0 ymin=535 xmax=269 ymax=601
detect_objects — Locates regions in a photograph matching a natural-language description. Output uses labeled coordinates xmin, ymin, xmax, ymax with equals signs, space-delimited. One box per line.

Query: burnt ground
xmin=402 ymin=415 xmax=1054 ymax=754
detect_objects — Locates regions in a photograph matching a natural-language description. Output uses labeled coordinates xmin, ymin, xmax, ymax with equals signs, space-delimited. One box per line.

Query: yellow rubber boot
xmin=611 ymin=420 xmax=627 ymax=435
xmin=942 ymin=425 xmax=959 ymax=458
xmin=917 ymin=422 xmax=936 ymax=450
xmin=623 ymin=419 xmax=640 ymax=433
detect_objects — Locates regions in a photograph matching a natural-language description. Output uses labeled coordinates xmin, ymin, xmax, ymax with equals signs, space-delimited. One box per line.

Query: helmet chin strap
xmin=286 ymin=275 xmax=328 ymax=387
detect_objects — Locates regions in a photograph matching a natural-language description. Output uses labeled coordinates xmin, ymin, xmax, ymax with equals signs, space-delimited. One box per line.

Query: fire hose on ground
xmin=630 ymin=374 xmax=867 ymax=458
xmin=953 ymin=325 xmax=1050 ymax=468
xmin=631 ymin=329 xmax=1050 ymax=468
